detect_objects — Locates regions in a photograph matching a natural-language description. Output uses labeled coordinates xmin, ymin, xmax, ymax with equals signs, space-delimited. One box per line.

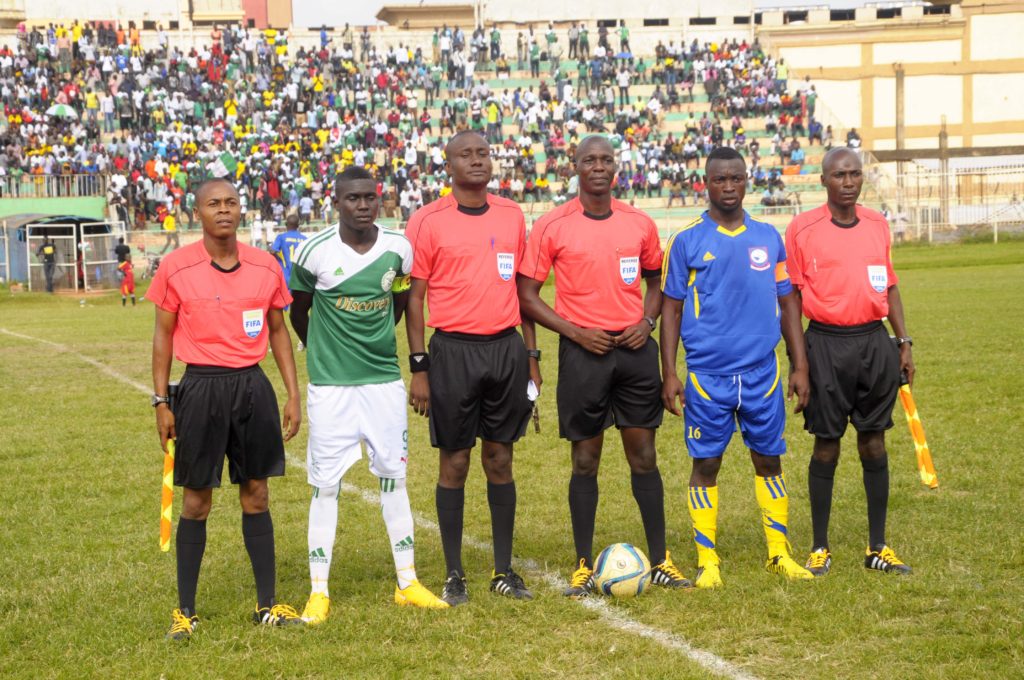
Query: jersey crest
xmin=748 ymin=247 xmax=770 ymax=271
xmin=242 ymin=309 xmax=264 ymax=338
xmin=381 ymin=269 xmax=397 ymax=291
xmin=620 ymin=256 xmax=639 ymax=285
xmin=497 ymin=252 xmax=515 ymax=281
xmin=867 ymin=265 xmax=888 ymax=292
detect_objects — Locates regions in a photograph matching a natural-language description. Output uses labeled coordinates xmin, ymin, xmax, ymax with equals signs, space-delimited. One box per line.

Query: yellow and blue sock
xmin=755 ymin=474 xmax=791 ymax=558
xmin=687 ymin=485 xmax=719 ymax=567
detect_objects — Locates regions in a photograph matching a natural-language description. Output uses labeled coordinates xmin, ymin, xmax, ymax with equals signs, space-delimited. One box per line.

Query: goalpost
xmin=25 ymin=221 xmax=127 ymax=292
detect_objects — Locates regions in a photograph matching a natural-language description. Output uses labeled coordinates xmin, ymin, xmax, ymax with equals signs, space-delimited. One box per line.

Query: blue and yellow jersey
xmin=271 ymin=230 xmax=308 ymax=282
xmin=662 ymin=211 xmax=793 ymax=374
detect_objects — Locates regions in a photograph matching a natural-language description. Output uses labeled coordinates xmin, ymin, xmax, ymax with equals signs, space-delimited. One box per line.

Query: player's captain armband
xmin=392 ymin=274 xmax=412 ymax=293
xmin=774 ymin=262 xmax=789 ymax=282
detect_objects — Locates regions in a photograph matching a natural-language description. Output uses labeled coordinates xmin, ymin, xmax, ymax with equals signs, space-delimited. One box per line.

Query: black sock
xmin=176 ymin=517 xmax=206 ymax=614
xmin=435 ymin=485 xmax=465 ymax=576
xmin=487 ymin=481 xmax=516 ymax=574
xmin=862 ymin=455 xmax=889 ymax=549
xmin=242 ymin=511 xmax=276 ymax=609
xmin=808 ymin=458 xmax=837 ymax=549
xmin=568 ymin=474 xmax=598 ymax=568
xmin=631 ymin=469 xmax=667 ymax=565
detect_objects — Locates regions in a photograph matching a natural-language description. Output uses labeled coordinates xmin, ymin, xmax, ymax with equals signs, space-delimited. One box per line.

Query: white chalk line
xmin=0 ymin=327 xmax=152 ymax=393
xmin=1 ymin=326 xmax=757 ymax=680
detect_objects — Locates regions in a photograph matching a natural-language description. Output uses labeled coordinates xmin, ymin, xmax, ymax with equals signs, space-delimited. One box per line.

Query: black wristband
xmin=409 ymin=352 xmax=430 ymax=372
xmin=527 ymin=349 xmax=541 ymax=361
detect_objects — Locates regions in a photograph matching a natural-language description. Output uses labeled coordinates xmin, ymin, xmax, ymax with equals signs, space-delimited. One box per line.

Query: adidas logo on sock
xmin=309 ymin=547 xmax=329 ymax=564
xmin=393 ymin=536 xmax=414 ymax=552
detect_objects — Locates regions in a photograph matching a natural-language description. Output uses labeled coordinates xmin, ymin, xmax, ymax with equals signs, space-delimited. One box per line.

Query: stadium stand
xmin=0 ymin=21 xmax=842 ymax=241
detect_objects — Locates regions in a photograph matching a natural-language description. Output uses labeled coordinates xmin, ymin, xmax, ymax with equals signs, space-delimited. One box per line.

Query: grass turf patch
xmin=0 ymin=241 xmax=1021 ymax=678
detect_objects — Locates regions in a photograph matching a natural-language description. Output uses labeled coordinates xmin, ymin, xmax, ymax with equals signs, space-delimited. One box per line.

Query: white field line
xmin=1 ymin=326 xmax=758 ymax=680
xmin=0 ymin=327 xmax=152 ymax=393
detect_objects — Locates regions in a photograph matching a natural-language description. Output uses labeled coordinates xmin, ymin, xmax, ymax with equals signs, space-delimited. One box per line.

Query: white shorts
xmin=306 ymin=380 xmax=408 ymax=487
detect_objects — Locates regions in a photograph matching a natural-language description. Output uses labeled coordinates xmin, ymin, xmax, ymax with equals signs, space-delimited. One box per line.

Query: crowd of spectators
xmin=0 ymin=19 xmax=842 ymax=240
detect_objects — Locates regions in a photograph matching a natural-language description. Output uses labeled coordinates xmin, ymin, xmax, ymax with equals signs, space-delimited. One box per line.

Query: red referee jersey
xmin=519 ymin=197 xmax=663 ymax=331
xmin=785 ymin=204 xmax=898 ymax=326
xmin=405 ymin=193 xmax=525 ymax=334
xmin=145 ymin=240 xmax=292 ymax=367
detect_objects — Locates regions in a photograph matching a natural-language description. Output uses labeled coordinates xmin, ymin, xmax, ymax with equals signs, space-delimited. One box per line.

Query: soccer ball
xmin=593 ymin=543 xmax=651 ymax=598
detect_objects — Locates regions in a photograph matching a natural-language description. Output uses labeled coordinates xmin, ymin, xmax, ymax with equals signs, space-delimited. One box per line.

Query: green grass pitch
xmin=1 ymin=241 xmax=1022 ymax=678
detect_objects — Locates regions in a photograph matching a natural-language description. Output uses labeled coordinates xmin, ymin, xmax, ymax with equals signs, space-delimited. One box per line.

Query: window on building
xmin=830 ymin=9 xmax=855 ymax=21
xmin=643 ymin=19 xmax=669 ymax=27
xmin=877 ymin=8 xmax=902 ymax=19
xmin=754 ymin=12 xmax=763 ymax=25
xmin=734 ymin=15 xmax=751 ymax=25
xmin=784 ymin=10 xmax=808 ymax=24
xmin=689 ymin=17 xmax=716 ymax=26
xmin=924 ymin=5 xmax=951 ymax=15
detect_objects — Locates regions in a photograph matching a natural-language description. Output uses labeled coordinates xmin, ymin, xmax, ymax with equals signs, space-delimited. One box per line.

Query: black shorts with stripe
xmin=173 ymin=364 xmax=286 ymax=489
xmin=803 ymin=320 xmax=900 ymax=439
xmin=427 ymin=328 xmax=532 ymax=450
xmin=556 ymin=335 xmax=663 ymax=441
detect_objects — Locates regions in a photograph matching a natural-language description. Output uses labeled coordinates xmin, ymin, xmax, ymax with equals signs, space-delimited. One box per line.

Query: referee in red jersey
xmin=149 ymin=178 xmax=304 ymax=640
xmin=405 ymin=131 xmax=539 ymax=605
xmin=785 ymin=147 xmax=915 ymax=576
xmin=518 ymin=135 xmax=692 ymax=597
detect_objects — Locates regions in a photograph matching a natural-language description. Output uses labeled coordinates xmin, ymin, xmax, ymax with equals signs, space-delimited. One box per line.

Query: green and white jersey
xmin=290 ymin=224 xmax=413 ymax=386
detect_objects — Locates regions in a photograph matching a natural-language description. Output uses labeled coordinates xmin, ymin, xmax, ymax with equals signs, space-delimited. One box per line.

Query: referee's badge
xmin=497 ymin=252 xmax=515 ymax=281
xmin=620 ymin=256 xmax=639 ymax=284
xmin=242 ymin=309 xmax=264 ymax=338
xmin=748 ymin=247 xmax=770 ymax=271
xmin=867 ymin=265 xmax=888 ymax=292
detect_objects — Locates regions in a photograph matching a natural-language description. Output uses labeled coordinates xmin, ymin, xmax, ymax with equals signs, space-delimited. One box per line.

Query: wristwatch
xmin=895 ymin=336 xmax=913 ymax=347
xmin=527 ymin=349 xmax=542 ymax=361
xmin=643 ymin=316 xmax=657 ymax=331
xmin=151 ymin=394 xmax=171 ymax=407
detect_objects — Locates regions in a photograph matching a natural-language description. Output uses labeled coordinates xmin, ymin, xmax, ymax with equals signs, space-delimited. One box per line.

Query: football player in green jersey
xmin=290 ymin=167 xmax=447 ymax=621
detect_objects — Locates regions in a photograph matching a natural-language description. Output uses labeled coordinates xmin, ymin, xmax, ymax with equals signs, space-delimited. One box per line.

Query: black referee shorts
xmin=556 ymin=335 xmax=663 ymax=441
xmin=803 ymin=321 xmax=901 ymax=439
xmin=427 ymin=328 xmax=532 ymax=450
xmin=173 ymin=364 xmax=286 ymax=489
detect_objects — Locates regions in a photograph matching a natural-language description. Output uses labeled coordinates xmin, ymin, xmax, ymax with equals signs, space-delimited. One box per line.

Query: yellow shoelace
xmin=569 ymin=559 xmax=593 ymax=587
xmin=808 ymin=551 xmax=830 ymax=568
xmin=656 ymin=553 xmax=686 ymax=580
xmin=169 ymin=609 xmax=194 ymax=634
xmin=269 ymin=603 xmax=301 ymax=620
xmin=879 ymin=547 xmax=905 ymax=565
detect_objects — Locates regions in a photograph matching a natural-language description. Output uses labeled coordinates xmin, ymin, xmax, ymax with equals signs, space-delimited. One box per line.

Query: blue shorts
xmin=683 ymin=353 xmax=787 ymax=459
